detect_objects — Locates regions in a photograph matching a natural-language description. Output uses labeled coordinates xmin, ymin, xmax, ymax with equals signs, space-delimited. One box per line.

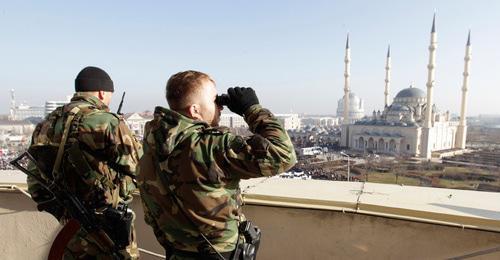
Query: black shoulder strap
xmin=52 ymin=106 xmax=81 ymax=179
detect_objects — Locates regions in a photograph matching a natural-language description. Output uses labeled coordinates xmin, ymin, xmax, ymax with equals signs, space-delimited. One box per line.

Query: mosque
xmin=340 ymin=16 xmax=471 ymax=159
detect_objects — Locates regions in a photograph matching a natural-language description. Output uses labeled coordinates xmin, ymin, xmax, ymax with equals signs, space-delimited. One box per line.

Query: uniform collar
xmin=153 ymin=106 xmax=209 ymax=130
xmin=71 ymin=93 xmax=109 ymax=111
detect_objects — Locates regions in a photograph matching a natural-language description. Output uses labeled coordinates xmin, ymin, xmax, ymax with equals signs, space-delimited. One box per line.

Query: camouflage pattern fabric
xmin=27 ymin=93 xmax=143 ymax=259
xmin=137 ymin=104 xmax=296 ymax=257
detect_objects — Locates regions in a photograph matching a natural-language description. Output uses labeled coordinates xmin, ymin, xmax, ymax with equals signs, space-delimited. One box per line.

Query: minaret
xmin=422 ymin=14 xmax=438 ymax=159
xmin=343 ymin=34 xmax=351 ymax=124
xmin=9 ymin=89 xmax=16 ymax=121
xmin=384 ymin=45 xmax=391 ymax=107
xmin=455 ymin=31 xmax=471 ymax=149
xmin=340 ymin=34 xmax=351 ymax=147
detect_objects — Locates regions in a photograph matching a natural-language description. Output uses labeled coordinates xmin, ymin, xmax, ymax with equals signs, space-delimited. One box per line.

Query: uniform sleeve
xmin=78 ymin=113 xmax=142 ymax=204
xmin=111 ymin=119 xmax=143 ymax=180
xmin=218 ymin=104 xmax=297 ymax=179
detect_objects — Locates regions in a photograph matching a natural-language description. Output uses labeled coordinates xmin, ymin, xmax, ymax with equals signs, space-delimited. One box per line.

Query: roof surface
xmin=241 ymin=177 xmax=500 ymax=232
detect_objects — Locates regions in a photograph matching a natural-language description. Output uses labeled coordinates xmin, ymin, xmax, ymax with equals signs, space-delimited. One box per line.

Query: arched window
xmin=368 ymin=138 xmax=375 ymax=149
xmin=378 ymin=139 xmax=385 ymax=151
xmin=358 ymin=137 xmax=365 ymax=149
xmin=389 ymin=139 xmax=396 ymax=152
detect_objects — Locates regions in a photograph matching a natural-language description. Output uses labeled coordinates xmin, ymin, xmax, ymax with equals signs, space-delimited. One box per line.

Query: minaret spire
xmin=431 ymin=13 xmax=436 ymax=33
xmin=467 ymin=29 xmax=471 ymax=46
xmin=456 ymin=30 xmax=472 ymax=149
xmin=346 ymin=33 xmax=350 ymax=49
xmin=384 ymin=44 xmax=391 ymax=107
xmin=343 ymin=33 xmax=351 ymax=125
xmin=424 ymin=15 xmax=437 ymax=129
xmin=340 ymin=33 xmax=351 ymax=148
xmin=422 ymin=14 xmax=438 ymax=158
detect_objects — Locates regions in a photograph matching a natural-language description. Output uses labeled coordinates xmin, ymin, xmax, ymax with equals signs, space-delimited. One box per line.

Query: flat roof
xmin=241 ymin=177 xmax=500 ymax=232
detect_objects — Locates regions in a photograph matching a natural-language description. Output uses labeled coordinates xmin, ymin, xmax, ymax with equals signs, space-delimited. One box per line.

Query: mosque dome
xmin=392 ymin=86 xmax=427 ymax=108
xmin=395 ymin=87 xmax=426 ymax=99
xmin=337 ymin=92 xmax=365 ymax=121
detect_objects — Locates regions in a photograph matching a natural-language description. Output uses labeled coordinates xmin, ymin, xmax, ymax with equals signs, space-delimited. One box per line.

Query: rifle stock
xmin=48 ymin=219 xmax=81 ymax=260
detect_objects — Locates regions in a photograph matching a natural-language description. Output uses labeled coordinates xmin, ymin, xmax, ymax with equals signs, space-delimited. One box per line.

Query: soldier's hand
xmin=227 ymin=87 xmax=259 ymax=116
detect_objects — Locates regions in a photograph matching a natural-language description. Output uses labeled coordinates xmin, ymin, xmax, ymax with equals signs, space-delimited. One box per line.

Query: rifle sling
xmin=52 ymin=106 xmax=81 ymax=179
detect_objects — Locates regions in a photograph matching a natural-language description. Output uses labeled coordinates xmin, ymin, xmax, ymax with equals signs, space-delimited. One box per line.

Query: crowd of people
xmin=0 ymin=153 xmax=18 ymax=170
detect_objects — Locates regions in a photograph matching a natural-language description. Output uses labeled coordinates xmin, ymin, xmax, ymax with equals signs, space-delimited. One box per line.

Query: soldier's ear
xmin=97 ymin=90 xmax=105 ymax=101
xmin=187 ymin=104 xmax=203 ymax=120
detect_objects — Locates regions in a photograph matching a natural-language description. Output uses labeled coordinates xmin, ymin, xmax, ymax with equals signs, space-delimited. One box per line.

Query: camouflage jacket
xmin=27 ymin=93 xmax=143 ymax=216
xmin=138 ymin=104 xmax=296 ymax=253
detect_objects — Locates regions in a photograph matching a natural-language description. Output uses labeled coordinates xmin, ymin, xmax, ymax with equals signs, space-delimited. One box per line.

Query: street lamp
xmin=340 ymin=152 xmax=350 ymax=182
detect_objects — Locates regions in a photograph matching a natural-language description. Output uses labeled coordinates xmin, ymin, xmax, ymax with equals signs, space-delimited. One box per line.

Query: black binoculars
xmin=215 ymin=94 xmax=231 ymax=107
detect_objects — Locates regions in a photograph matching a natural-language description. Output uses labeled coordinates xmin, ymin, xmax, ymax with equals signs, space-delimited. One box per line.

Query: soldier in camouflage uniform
xmin=27 ymin=66 xmax=143 ymax=259
xmin=138 ymin=70 xmax=297 ymax=259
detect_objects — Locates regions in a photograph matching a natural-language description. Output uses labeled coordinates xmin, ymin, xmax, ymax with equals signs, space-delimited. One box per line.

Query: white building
xmin=124 ymin=113 xmax=152 ymax=139
xmin=300 ymin=116 xmax=340 ymax=127
xmin=220 ymin=113 xmax=300 ymax=130
xmin=341 ymin=16 xmax=471 ymax=158
xmin=219 ymin=113 xmax=247 ymax=128
xmin=275 ymin=114 xmax=301 ymax=130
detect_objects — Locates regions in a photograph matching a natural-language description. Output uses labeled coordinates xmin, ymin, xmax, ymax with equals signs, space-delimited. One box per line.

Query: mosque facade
xmin=340 ymin=16 xmax=471 ymax=159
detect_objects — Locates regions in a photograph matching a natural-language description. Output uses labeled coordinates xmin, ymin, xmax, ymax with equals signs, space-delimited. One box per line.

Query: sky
xmin=1 ymin=0 xmax=499 ymax=116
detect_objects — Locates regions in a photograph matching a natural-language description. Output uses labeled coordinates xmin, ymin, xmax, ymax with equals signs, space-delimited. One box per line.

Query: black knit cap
xmin=75 ymin=66 xmax=114 ymax=92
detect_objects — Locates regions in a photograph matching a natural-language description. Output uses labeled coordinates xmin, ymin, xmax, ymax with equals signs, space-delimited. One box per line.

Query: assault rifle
xmin=10 ymin=152 xmax=123 ymax=260
xmin=117 ymin=92 xmax=126 ymax=115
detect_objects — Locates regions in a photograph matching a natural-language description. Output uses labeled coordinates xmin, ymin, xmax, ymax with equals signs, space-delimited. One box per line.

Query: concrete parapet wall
xmin=2 ymin=190 xmax=500 ymax=259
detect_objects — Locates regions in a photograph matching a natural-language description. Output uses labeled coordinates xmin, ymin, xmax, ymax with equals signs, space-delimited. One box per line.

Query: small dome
xmin=395 ymin=87 xmax=426 ymax=98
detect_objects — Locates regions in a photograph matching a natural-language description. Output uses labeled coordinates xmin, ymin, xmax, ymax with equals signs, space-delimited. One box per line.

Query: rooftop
xmin=241 ymin=177 xmax=500 ymax=232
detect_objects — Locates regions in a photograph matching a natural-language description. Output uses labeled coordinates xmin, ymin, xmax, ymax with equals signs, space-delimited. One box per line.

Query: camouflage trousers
xmin=62 ymin=224 xmax=139 ymax=260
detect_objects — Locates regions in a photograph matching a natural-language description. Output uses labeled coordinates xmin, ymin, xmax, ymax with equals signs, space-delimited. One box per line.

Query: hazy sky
xmin=1 ymin=1 xmax=499 ymax=116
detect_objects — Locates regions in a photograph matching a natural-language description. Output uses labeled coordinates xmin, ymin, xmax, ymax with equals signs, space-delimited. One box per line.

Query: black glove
xmin=227 ymin=87 xmax=259 ymax=116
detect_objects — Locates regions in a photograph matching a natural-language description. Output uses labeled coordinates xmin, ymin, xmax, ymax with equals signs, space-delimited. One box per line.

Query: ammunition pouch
xmin=102 ymin=203 xmax=134 ymax=250
xmin=233 ymin=220 xmax=261 ymax=260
